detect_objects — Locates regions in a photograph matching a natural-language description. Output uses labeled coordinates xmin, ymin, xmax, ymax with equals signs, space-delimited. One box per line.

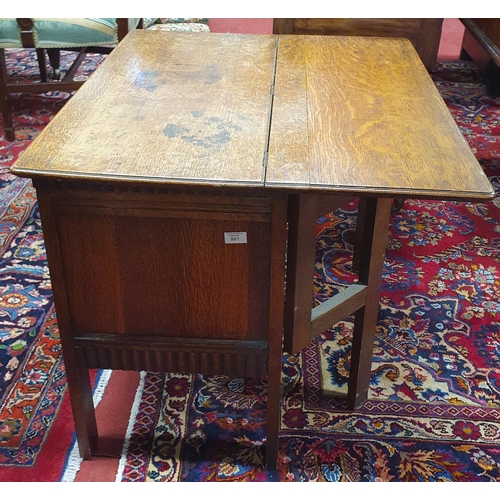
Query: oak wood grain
xmin=267 ymin=35 xmax=494 ymax=201
xmin=50 ymin=187 xmax=274 ymax=341
xmin=12 ymin=31 xmax=277 ymax=187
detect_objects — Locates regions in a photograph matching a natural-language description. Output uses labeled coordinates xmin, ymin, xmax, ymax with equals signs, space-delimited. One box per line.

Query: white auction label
xmin=224 ymin=232 xmax=247 ymax=244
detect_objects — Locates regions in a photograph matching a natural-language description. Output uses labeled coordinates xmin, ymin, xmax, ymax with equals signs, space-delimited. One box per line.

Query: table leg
xmin=283 ymin=194 xmax=391 ymax=411
xmin=283 ymin=194 xmax=318 ymax=355
xmin=352 ymin=197 xmax=367 ymax=273
xmin=265 ymin=348 xmax=282 ymax=470
xmin=65 ymin=360 xmax=99 ymax=458
xmin=265 ymin=195 xmax=288 ymax=470
xmin=36 ymin=49 xmax=48 ymax=82
xmin=347 ymin=197 xmax=392 ymax=409
xmin=35 ymin=186 xmax=98 ymax=458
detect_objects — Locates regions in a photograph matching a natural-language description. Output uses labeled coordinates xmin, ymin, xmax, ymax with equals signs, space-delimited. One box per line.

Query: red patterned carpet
xmin=1 ymin=43 xmax=500 ymax=481
xmin=0 ymin=50 xmax=109 ymax=481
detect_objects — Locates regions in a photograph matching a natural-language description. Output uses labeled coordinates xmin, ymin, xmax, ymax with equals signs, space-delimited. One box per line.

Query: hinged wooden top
xmin=12 ymin=31 xmax=494 ymax=201
xmin=266 ymin=35 xmax=494 ymax=201
xmin=12 ymin=31 xmax=277 ymax=187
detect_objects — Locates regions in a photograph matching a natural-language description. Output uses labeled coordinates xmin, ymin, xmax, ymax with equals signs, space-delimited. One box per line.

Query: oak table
xmin=11 ymin=31 xmax=494 ymax=469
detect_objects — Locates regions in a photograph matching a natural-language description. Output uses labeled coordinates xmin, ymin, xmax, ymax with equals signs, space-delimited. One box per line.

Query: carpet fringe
xmin=59 ymin=369 xmax=113 ymax=482
xmin=115 ymin=371 xmax=148 ymax=482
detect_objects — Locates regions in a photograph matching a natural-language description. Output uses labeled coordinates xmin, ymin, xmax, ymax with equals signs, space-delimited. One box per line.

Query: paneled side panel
xmin=56 ymin=213 xmax=124 ymax=334
xmin=114 ymin=216 xmax=271 ymax=340
xmin=53 ymin=192 xmax=273 ymax=341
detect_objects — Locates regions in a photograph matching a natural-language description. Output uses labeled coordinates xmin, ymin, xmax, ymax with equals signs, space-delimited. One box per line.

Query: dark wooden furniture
xmin=460 ymin=18 xmax=500 ymax=96
xmin=11 ymin=31 xmax=493 ymax=469
xmin=0 ymin=18 xmax=143 ymax=142
xmin=273 ymin=18 xmax=444 ymax=71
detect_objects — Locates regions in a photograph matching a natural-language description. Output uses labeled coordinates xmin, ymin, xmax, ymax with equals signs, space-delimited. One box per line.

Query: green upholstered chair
xmin=0 ymin=18 xmax=152 ymax=141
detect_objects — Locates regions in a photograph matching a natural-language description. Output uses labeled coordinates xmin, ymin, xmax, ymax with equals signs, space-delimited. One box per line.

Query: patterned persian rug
xmin=0 ymin=49 xmax=106 ymax=481
xmin=116 ymin=60 xmax=500 ymax=482
xmin=1 ymin=48 xmax=500 ymax=482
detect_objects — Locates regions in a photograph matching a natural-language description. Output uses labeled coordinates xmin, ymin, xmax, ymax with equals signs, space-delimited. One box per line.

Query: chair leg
xmin=393 ymin=198 xmax=405 ymax=211
xmin=36 ymin=48 xmax=48 ymax=82
xmin=47 ymin=48 xmax=61 ymax=80
xmin=62 ymin=49 xmax=88 ymax=82
xmin=0 ymin=48 xmax=15 ymax=141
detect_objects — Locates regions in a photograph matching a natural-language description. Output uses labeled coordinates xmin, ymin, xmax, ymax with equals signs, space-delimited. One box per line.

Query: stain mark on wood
xmin=134 ymin=70 xmax=158 ymax=92
xmin=203 ymin=64 xmax=222 ymax=84
xmin=163 ymin=123 xmax=190 ymax=138
xmin=163 ymin=115 xmax=243 ymax=151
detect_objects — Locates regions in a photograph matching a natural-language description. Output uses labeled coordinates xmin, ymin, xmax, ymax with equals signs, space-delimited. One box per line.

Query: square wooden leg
xmin=347 ymin=197 xmax=392 ymax=409
xmin=65 ymin=363 xmax=99 ymax=459
xmin=265 ymin=195 xmax=288 ymax=470
xmin=283 ymin=194 xmax=392 ymax=411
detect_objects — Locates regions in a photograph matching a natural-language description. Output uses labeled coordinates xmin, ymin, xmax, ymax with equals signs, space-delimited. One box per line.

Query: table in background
xmin=273 ymin=18 xmax=444 ymax=71
xmin=460 ymin=18 xmax=500 ymax=96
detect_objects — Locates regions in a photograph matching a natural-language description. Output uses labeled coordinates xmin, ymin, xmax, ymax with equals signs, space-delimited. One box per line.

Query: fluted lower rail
xmin=73 ymin=333 xmax=269 ymax=378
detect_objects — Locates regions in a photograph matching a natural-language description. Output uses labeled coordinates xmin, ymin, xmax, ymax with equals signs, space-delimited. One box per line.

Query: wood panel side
xmin=51 ymin=188 xmax=274 ymax=342
xmin=114 ymin=216 xmax=271 ymax=340
xmin=56 ymin=213 xmax=124 ymax=334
